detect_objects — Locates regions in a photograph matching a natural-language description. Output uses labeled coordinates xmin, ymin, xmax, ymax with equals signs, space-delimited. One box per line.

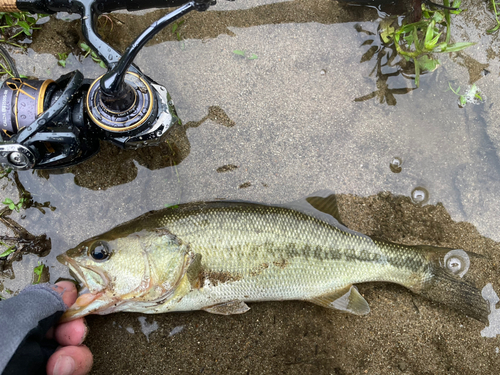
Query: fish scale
xmin=59 ymin=197 xmax=489 ymax=323
xmin=146 ymin=204 xmax=430 ymax=312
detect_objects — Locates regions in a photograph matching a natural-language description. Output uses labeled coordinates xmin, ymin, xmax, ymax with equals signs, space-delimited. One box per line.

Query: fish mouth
xmin=57 ymin=253 xmax=110 ymax=322
xmin=57 ymin=253 xmax=86 ymax=286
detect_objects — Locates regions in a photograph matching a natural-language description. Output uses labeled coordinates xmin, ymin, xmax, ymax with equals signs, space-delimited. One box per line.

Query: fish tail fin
xmin=418 ymin=264 xmax=489 ymax=324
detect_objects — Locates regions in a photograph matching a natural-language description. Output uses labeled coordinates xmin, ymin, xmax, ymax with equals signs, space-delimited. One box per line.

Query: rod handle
xmin=0 ymin=0 xmax=19 ymax=12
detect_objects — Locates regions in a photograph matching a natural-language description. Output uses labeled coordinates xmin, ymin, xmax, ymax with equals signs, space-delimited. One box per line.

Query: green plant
xmin=57 ymin=52 xmax=68 ymax=68
xmin=0 ymin=12 xmax=47 ymax=48
xmin=0 ymin=244 xmax=15 ymax=258
xmin=33 ymin=262 xmax=44 ymax=284
xmin=80 ymin=43 xmax=107 ymax=69
xmin=2 ymin=197 xmax=25 ymax=212
xmin=448 ymin=82 xmax=484 ymax=107
xmin=172 ymin=20 xmax=185 ymax=41
xmin=0 ymin=61 xmax=15 ymax=77
xmin=488 ymin=0 xmax=500 ymax=33
xmin=164 ymin=203 xmax=179 ymax=209
xmin=382 ymin=0 xmax=473 ymax=86
xmin=0 ymin=167 xmax=11 ymax=179
xmin=233 ymin=50 xmax=258 ymax=60
xmin=0 ymin=288 xmax=12 ymax=299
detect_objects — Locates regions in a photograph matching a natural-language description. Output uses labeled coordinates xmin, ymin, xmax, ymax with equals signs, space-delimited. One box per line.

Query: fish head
xmin=57 ymin=229 xmax=190 ymax=321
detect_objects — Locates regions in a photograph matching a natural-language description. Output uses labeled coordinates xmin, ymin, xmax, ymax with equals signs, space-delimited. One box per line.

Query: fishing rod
xmin=0 ymin=0 xmax=214 ymax=170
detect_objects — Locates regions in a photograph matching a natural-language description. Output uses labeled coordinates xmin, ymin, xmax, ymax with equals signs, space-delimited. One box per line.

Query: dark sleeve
xmin=0 ymin=283 xmax=67 ymax=375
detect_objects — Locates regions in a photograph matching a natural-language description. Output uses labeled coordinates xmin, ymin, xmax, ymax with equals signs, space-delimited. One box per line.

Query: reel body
xmin=0 ymin=0 xmax=213 ymax=170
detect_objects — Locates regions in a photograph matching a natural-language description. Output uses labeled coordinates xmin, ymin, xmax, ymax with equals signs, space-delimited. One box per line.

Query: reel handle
xmin=0 ymin=0 xmax=215 ymax=170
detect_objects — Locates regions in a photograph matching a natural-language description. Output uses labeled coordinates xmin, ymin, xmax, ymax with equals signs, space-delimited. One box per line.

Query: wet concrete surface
xmin=2 ymin=0 xmax=500 ymax=373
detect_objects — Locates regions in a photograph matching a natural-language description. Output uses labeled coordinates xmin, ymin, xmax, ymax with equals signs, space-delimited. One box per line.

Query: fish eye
xmin=88 ymin=241 xmax=112 ymax=262
xmin=443 ymin=249 xmax=470 ymax=278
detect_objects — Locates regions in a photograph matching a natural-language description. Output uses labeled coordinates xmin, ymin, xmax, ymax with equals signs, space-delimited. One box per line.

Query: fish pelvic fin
xmin=309 ymin=285 xmax=370 ymax=315
xmin=202 ymin=300 xmax=250 ymax=315
xmin=419 ymin=265 xmax=489 ymax=324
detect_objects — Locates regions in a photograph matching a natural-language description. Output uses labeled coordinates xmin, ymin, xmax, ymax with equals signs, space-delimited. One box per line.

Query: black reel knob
xmin=86 ymin=72 xmax=158 ymax=135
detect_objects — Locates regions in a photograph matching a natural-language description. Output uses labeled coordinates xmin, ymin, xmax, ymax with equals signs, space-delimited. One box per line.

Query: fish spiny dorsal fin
xmin=309 ymin=285 xmax=370 ymax=315
xmin=305 ymin=194 xmax=344 ymax=226
xmin=282 ymin=190 xmax=372 ymax=240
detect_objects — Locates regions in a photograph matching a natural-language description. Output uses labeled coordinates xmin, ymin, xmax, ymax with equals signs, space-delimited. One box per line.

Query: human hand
xmin=0 ymin=281 xmax=93 ymax=375
xmin=46 ymin=281 xmax=93 ymax=375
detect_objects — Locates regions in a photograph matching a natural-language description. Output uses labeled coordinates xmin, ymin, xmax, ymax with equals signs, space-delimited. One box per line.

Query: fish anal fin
xmin=202 ymin=300 xmax=250 ymax=315
xmin=309 ymin=285 xmax=370 ymax=316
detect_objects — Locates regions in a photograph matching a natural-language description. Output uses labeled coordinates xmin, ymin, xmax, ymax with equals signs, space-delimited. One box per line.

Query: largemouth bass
xmin=58 ymin=194 xmax=489 ymax=323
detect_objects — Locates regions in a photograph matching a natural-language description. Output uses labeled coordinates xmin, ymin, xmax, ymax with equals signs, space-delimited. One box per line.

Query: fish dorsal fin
xmin=309 ymin=285 xmax=370 ymax=315
xmin=202 ymin=300 xmax=250 ymax=315
xmin=281 ymin=190 xmax=371 ymax=241
xmin=305 ymin=193 xmax=344 ymax=225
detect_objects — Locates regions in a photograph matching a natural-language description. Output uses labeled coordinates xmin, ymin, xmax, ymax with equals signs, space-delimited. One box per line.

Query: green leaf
xmin=33 ymin=263 xmax=44 ymax=284
xmin=99 ymin=61 xmax=106 ymax=69
xmin=425 ymin=33 xmax=441 ymax=50
xmin=2 ymin=198 xmax=13 ymax=205
xmin=80 ymin=43 xmax=90 ymax=52
xmin=414 ymin=58 xmax=421 ymax=88
xmin=0 ymin=247 xmax=14 ymax=257
xmin=412 ymin=26 xmax=421 ymax=51
xmin=248 ymin=53 xmax=258 ymax=60
xmin=172 ymin=23 xmax=178 ymax=33
xmin=233 ymin=50 xmax=246 ymax=56
xmin=442 ymin=42 xmax=475 ymax=52
xmin=424 ymin=21 xmax=435 ymax=45
xmin=17 ymin=20 xmax=30 ymax=34
xmin=5 ymin=14 xmax=12 ymax=26
xmin=448 ymin=83 xmax=461 ymax=95
xmin=379 ymin=19 xmax=395 ymax=44
xmin=487 ymin=23 xmax=500 ymax=34
xmin=432 ymin=12 xmax=444 ymax=23
xmin=417 ymin=55 xmax=440 ymax=71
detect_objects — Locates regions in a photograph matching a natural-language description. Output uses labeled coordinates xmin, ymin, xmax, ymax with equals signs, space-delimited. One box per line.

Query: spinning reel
xmin=0 ymin=0 xmax=215 ymax=170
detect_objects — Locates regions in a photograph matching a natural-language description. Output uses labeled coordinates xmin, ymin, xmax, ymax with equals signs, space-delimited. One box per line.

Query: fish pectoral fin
xmin=309 ymin=285 xmax=370 ymax=316
xmin=202 ymin=300 xmax=250 ymax=315
xmin=186 ymin=252 xmax=203 ymax=289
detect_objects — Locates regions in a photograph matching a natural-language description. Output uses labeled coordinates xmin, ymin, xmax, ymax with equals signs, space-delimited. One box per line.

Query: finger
xmin=52 ymin=281 xmax=78 ymax=308
xmin=54 ymin=318 xmax=88 ymax=346
xmin=46 ymin=326 xmax=55 ymax=339
xmin=46 ymin=345 xmax=93 ymax=375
